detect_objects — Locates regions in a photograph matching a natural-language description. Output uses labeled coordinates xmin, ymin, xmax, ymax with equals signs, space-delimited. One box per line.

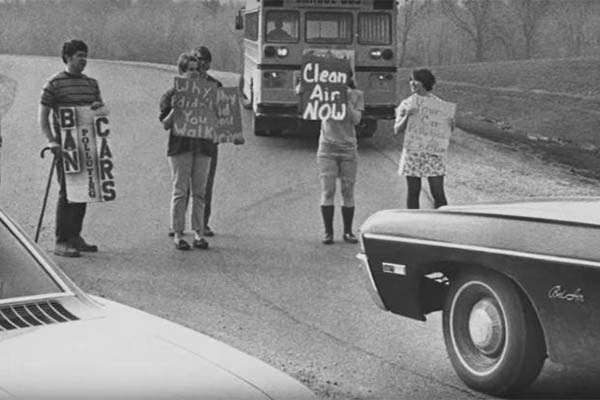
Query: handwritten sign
xmin=172 ymin=77 xmax=218 ymax=139
xmin=58 ymin=106 xmax=116 ymax=203
xmin=301 ymin=55 xmax=350 ymax=121
xmin=401 ymin=95 xmax=456 ymax=155
xmin=215 ymin=87 xmax=244 ymax=144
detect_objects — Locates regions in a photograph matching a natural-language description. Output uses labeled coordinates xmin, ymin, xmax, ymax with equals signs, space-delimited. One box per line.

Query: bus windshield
xmin=306 ymin=12 xmax=353 ymax=44
xmin=266 ymin=10 xmax=299 ymax=43
xmin=358 ymin=13 xmax=391 ymax=44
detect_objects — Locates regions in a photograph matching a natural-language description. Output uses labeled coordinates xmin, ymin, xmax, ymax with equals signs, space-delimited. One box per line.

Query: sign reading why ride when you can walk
xmin=401 ymin=95 xmax=456 ymax=155
xmin=58 ymin=106 xmax=116 ymax=203
xmin=172 ymin=77 xmax=218 ymax=139
xmin=215 ymin=87 xmax=244 ymax=144
xmin=301 ymin=54 xmax=351 ymax=121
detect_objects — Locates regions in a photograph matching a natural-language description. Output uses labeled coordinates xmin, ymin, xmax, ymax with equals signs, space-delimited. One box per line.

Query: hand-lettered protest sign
xmin=300 ymin=53 xmax=351 ymax=121
xmin=401 ymin=95 xmax=456 ymax=155
xmin=172 ymin=77 xmax=218 ymax=140
xmin=58 ymin=106 xmax=116 ymax=203
xmin=215 ymin=87 xmax=244 ymax=144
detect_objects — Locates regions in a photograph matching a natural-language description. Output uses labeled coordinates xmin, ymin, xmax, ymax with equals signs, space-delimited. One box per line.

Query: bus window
xmin=266 ymin=11 xmax=299 ymax=43
xmin=358 ymin=13 xmax=391 ymax=45
xmin=245 ymin=11 xmax=259 ymax=41
xmin=305 ymin=12 xmax=352 ymax=44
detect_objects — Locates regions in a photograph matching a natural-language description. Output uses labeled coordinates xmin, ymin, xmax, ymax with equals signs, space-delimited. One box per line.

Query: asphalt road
xmin=1 ymin=55 xmax=599 ymax=399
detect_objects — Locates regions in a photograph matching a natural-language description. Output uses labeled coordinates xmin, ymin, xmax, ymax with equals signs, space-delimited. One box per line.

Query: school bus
xmin=235 ymin=0 xmax=398 ymax=137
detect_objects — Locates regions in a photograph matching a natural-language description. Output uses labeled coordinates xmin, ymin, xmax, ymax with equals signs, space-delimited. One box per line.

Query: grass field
xmin=390 ymin=57 xmax=600 ymax=178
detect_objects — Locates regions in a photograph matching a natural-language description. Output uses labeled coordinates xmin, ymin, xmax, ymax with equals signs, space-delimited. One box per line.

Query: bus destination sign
xmin=295 ymin=0 xmax=362 ymax=6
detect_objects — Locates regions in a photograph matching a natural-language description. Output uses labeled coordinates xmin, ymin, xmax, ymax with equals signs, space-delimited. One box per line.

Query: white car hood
xmin=0 ymin=298 xmax=315 ymax=400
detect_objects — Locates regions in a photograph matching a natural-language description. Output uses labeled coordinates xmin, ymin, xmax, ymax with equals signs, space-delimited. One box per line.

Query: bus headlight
xmin=382 ymin=49 xmax=394 ymax=60
xmin=276 ymin=47 xmax=289 ymax=57
xmin=369 ymin=49 xmax=382 ymax=59
xmin=264 ymin=46 xmax=276 ymax=57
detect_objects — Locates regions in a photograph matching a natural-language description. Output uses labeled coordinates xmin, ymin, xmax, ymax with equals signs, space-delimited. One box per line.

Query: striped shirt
xmin=40 ymin=70 xmax=102 ymax=137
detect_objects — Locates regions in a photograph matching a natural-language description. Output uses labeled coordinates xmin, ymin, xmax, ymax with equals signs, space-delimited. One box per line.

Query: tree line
xmin=399 ymin=0 xmax=600 ymax=66
xmin=0 ymin=0 xmax=598 ymax=71
xmin=0 ymin=0 xmax=244 ymax=72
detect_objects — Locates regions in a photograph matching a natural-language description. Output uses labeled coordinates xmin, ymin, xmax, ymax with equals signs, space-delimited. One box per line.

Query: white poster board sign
xmin=58 ymin=106 xmax=116 ymax=203
xmin=401 ymin=95 xmax=456 ymax=155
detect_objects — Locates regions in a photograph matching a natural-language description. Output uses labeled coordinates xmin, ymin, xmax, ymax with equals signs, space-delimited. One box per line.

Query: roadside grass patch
xmin=376 ymin=58 xmax=600 ymax=178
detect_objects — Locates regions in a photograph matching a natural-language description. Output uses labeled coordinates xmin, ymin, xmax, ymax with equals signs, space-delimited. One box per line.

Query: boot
xmin=342 ymin=206 xmax=358 ymax=243
xmin=320 ymin=205 xmax=334 ymax=244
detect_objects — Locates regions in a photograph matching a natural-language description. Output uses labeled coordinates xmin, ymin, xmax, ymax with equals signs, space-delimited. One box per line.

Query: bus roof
xmin=243 ymin=0 xmax=396 ymax=11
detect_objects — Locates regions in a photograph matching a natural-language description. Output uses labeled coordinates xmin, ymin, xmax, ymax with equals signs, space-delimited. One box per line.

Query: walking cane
xmin=35 ymin=146 xmax=56 ymax=243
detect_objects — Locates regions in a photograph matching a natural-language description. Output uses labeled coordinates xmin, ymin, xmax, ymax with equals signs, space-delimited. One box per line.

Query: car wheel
xmin=442 ymin=270 xmax=546 ymax=396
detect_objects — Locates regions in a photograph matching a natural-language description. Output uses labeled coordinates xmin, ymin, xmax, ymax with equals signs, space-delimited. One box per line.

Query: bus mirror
xmin=235 ymin=10 xmax=244 ymax=30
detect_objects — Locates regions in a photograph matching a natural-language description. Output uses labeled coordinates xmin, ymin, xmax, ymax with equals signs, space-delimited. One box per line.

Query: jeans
xmin=168 ymin=151 xmax=211 ymax=234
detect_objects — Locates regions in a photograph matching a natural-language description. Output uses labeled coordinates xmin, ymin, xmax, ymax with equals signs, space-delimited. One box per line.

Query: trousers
xmin=168 ymin=151 xmax=211 ymax=234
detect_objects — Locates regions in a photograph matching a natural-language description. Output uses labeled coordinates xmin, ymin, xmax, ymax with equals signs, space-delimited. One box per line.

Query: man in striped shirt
xmin=39 ymin=39 xmax=104 ymax=257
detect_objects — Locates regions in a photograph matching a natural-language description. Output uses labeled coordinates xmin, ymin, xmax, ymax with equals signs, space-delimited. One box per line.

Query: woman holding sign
xmin=394 ymin=68 xmax=455 ymax=209
xmin=159 ymin=52 xmax=221 ymax=251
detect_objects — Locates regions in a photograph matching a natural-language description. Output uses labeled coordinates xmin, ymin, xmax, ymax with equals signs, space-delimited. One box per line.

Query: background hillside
xmin=1 ymin=0 xmax=598 ymax=176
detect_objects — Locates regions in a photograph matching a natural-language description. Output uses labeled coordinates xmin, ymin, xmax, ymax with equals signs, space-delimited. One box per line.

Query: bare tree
xmin=440 ymin=0 xmax=508 ymax=62
xmin=397 ymin=0 xmax=432 ymax=66
xmin=508 ymin=0 xmax=550 ymax=58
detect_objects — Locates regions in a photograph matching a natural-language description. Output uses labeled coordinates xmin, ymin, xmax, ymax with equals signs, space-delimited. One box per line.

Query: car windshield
xmin=0 ymin=219 xmax=63 ymax=301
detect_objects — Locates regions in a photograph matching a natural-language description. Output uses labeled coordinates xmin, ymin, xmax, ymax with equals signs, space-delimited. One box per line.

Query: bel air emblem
xmin=548 ymin=285 xmax=584 ymax=303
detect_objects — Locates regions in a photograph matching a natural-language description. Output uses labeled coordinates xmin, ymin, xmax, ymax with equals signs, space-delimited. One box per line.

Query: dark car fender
xmin=361 ymin=210 xmax=600 ymax=369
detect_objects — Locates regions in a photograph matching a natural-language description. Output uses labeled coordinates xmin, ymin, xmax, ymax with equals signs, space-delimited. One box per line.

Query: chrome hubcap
xmin=468 ymin=298 xmax=504 ymax=356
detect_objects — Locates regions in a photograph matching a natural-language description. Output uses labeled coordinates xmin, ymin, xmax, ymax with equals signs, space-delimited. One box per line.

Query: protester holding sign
xmin=394 ymin=68 xmax=456 ymax=209
xmin=39 ymin=39 xmax=104 ymax=257
xmin=160 ymin=51 xmax=221 ymax=250
xmin=299 ymin=71 xmax=363 ymax=244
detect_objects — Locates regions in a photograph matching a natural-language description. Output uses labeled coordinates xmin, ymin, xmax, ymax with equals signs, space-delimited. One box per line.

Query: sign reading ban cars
xmin=59 ymin=106 xmax=115 ymax=203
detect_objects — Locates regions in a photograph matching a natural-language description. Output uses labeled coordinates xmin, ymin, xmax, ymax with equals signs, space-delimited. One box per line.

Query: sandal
xmin=174 ymin=239 xmax=191 ymax=250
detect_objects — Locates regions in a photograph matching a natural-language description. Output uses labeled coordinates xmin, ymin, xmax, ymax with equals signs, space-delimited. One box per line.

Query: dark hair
xmin=192 ymin=46 xmax=212 ymax=62
xmin=412 ymin=68 xmax=436 ymax=91
xmin=177 ymin=53 xmax=198 ymax=75
xmin=61 ymin=40 xmax=88 ymax=63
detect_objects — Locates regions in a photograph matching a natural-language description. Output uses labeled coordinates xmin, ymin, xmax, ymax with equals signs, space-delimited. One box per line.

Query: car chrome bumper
xmin=356 ymin=253 xmax=387 ymax=311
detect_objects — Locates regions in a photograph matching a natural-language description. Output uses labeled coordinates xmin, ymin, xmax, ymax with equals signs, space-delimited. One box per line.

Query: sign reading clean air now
xmin=400 ymin=95 xmax=456 ymax=155
xmin=58 ymin=106 xmax=116 ymax=203
xmin=172 ymin=77 xmax=218 ymax=139
xmin=300 ymin=54 xmax=351 ymax=121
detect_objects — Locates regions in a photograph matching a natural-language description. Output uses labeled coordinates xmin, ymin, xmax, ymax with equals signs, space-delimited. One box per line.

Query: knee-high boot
xmin=341 ymin=206 xmax=358 ymax=243
xmin=321 ymin=205 xmax=334 ymax=244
